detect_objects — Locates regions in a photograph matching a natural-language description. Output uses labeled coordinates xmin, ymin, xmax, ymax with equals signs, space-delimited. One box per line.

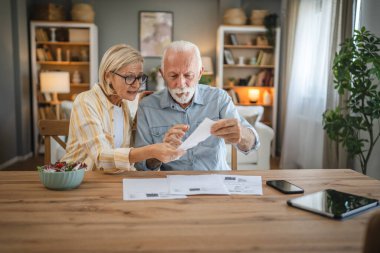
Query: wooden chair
xmin=363 ymin=211 xmax=380 ymax=253
xmin=38 ymin=120 xmax=70 ymax=165
xmin=231 ymin=145 xmax=237 ymax=170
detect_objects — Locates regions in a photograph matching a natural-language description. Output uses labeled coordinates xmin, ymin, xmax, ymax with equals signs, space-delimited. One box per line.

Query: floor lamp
xmin=40 ymin=71 xmax=70 ymax=120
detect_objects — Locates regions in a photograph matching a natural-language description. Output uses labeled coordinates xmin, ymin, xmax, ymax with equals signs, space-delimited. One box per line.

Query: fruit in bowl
xmin=37 ymin=162 xmax=87 ymax=190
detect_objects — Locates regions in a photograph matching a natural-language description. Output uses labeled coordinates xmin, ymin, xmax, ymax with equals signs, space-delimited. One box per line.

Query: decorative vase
xmin=71 ymin=3 xmax=95 ymax=23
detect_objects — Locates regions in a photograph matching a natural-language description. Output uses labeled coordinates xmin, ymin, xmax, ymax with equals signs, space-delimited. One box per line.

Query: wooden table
xmin=0 ymin=169 xmax=379 ymax=253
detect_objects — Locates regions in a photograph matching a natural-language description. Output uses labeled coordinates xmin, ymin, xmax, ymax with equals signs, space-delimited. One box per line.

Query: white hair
xmin=161 ymin=40 xmax=202 ymax=72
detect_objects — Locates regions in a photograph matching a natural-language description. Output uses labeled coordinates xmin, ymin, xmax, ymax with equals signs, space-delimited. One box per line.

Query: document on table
xmin=123 ymin=178 xmax=187 ymax=201
xmin=167 ymin=174 xmax=230 ymax=195
xmin=178 ymin=117 xmax=215 ymax=151
xmin=219 ymin=175 xmax=263 ymax=195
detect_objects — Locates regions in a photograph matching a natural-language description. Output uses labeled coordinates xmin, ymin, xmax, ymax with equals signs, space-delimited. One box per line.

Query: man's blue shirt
xmin=134 ymin=84 xmax=260 ymax=171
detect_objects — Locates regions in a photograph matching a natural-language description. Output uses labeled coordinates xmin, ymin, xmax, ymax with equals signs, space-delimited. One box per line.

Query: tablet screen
xmin=287 ymin=189 xmax=379 ymax=219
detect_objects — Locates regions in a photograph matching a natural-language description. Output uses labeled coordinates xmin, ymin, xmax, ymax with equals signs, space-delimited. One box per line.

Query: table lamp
xmin=40 ymin=71 xmax=70 ymax=119
xmin=248 ymin=89 xmax=260 ymax=103
xmin=201 ymin=56 xmax=214 ymax=75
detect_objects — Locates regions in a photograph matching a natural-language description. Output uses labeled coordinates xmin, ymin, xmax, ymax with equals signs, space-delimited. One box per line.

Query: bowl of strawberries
xmin=37 ymin=162 xmax=87 ymax=190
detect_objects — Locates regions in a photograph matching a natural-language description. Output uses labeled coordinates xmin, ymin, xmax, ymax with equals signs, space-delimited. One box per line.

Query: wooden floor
xmin=2 ymin=155 xmax=280 ymax=171
xmin=2 ymin=155 xmax=44 ymax=171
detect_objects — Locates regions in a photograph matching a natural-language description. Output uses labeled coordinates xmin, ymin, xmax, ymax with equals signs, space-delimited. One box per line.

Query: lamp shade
xmin=201 ymin=56 xmax=214 ymax=75
xmin=248 ymin=89 xmax=260 ymax=103
xmin=40 ymin=71 xmax=70 ymax=93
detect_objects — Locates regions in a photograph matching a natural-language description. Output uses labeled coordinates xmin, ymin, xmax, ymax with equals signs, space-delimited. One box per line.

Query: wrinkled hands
xmin=153 ymin=124 xmax=189 ymax=163
xmin=163 ymin=124 xmax=189 ymax=148
xmin=210 ymin=118 xmax=241 ymax=144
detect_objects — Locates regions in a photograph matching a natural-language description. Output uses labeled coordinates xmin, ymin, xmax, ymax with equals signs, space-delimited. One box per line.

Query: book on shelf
xmin=35 ymin=28 xmax=49 ymax=42
xmin=256 ymin=70 xmax=267 ymax=86
xmin=36 ymin=46 xmax=53 ymax=61
xmin=227 ymin=89 xmax=239 ymax=104
xmin=36 ymin=48 xmax=46 ymax=61
xmin=260 ymin=52 xmax=273 ymax=66
xmin=256 ymin=50 xmax=264 ymax=65
xmin=247 ymin=74 xmax=257 ymax=86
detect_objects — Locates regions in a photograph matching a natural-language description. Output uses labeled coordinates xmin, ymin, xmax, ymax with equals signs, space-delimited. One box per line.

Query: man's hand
xmin=211 ymin=118 xmax=255 ymax=152
xmin=163 ymin=124 xmax=189 ymax=148
xmin=211 ymin=118 xmax=241 ymax=144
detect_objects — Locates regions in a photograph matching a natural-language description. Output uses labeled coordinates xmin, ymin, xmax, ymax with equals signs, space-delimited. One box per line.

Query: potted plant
xmin=263 ymin=13 xmax=278 ymax=46
xmin=323 ymin=27 xmax=380 ymax=175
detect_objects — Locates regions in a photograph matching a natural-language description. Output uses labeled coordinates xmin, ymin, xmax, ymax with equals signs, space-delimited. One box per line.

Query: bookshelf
xmin=216 ymin=25 xmax=280 ymax=155
xmin=30 ymin=21 xmax=98 ymax=153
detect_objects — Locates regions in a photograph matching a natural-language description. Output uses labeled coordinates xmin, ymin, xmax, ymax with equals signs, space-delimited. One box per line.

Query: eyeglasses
xmin=112 ymin=72 xmax=148 ymax=90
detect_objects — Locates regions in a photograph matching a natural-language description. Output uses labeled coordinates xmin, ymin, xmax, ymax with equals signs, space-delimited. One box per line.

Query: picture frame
xmin=229 ymin=33 xmax=238 ymax=45
xmin=139 ymin=11 xmax=173 ymax=57
xmin=224 ymin=49 xmax=235 ymax=65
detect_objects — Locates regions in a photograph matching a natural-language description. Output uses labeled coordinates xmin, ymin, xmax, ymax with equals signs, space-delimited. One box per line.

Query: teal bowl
xmin=39 ymin=169 xmax=85 ymax=190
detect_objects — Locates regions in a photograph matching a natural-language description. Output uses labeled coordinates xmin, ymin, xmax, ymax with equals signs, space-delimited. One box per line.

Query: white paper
xmin=178 ymin=118 xmax=215 ymax=151
xmin=167 ymin=174 xmax=230 ymax=195
xmin=123 ymin=178 xmax=187 ymax=200
xmin=220 ymin=175 xmax=263 ymax=195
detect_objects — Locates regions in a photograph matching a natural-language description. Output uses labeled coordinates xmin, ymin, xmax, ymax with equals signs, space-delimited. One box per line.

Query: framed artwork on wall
xmin=139 ymin=11 xmax=173 ymax=57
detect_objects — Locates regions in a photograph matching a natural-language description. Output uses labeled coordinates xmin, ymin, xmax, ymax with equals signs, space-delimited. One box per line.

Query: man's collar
xmin=159 ymin=85 xmax=205 ymax=109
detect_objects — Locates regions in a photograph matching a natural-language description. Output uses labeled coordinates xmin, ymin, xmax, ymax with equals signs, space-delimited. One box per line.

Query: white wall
xmin=356 ymin=0 xmax=380 ymax=179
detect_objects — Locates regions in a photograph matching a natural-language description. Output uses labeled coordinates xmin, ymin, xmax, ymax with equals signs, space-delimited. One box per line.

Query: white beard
xmin=168 ymin=86 xmax=195 ymax=104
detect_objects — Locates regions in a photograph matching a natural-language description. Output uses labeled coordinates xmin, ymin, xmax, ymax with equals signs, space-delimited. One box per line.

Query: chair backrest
xmin=38 ymin=120 xmax=70 ymax=165
xmin=363 ymin=211 xmax=380 ymax=253
xmin=231 ymin=145 xmax=237 ymax=170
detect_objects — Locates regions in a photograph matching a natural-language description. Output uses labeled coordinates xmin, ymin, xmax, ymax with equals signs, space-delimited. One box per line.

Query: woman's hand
xmin=163 ymin=124 xmax=189 ymax=148
xmin=152 ymin=143 xmax=186 ymax=163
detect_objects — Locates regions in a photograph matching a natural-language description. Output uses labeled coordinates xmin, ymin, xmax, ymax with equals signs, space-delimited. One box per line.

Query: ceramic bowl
xmin=39 ymin=169 xmax=85 ymax=190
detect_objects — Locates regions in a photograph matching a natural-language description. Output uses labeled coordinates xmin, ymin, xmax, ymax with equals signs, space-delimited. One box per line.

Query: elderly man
xmin=135 ymin=40 xmax=260 ymax=171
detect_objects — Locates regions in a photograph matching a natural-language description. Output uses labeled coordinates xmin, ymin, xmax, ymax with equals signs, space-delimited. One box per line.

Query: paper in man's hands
xmin=178 ymin=118 xmax=215 ymax=151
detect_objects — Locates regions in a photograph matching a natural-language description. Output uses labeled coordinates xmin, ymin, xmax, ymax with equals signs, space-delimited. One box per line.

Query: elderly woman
xmin=62 ymin=44 xmax=184 ymax=171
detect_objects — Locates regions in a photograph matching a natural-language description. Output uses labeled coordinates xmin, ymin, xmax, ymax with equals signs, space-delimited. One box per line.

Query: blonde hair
xmin=98 ymin=44 xmax=143 ymax=95
xmin=161 ymin=40 xmax=202 ymax=72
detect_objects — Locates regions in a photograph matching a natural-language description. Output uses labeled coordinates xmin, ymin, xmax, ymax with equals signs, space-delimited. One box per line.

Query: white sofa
xmin=226 ymin=106 xmax=274 ymax=170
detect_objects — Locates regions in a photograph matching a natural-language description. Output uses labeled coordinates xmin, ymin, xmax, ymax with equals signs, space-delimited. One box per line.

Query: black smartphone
xmin=266 ymin=180 xmax=304 ymax=194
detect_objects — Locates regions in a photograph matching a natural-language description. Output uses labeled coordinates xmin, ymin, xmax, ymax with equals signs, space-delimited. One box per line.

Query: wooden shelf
xmin=236 ymin=102 xmax=272 ymax=107
xmin=227 ymin=86 xmax=274 ymax=89
xmin=71 ymin=83 xmax=89 ymax=88
xmin=31 ymin=21 xmax=98 ymax=154
xmin=217 ymin=25 xmax=280 ymax=156
xmin=224 ymin=45 xmax=273 ymax=49
xmin=38 ymin=61 xmax=89 ymax=65
xmin=224 ymin=64 xmax=274 ymax=68
xmin=36 ymin=41 xmax=90 ymax=46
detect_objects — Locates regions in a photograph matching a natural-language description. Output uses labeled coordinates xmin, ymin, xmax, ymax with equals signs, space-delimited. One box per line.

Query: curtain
xmin=277 ymin=0 xmax=300 ymax=156
xmin=323 ymin=0 xmax=354 ymax=169
xmin=281 ymin=0 xmax=336 ymax=169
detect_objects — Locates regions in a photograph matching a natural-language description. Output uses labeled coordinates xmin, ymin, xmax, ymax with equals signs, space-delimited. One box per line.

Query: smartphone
xmin=266 ymin=180 xmax=304 ymax=194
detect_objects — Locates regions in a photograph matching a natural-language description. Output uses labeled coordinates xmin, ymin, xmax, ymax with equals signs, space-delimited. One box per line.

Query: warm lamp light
xmin=40 ymin=71 xmax=70 ymax=103
xmin=40 ymin=71 xmax=70 ymax=119
xmin=201 ymin=56 xmax=214 ymax=75
xmin=248 ymin=89 xmax=260 ymax=103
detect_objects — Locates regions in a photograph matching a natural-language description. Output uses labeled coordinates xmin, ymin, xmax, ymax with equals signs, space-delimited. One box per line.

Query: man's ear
xmin=198 ymin=66 xmax=204 ymax=81
xmin=159 ymin=68 xmax=164 ymax=77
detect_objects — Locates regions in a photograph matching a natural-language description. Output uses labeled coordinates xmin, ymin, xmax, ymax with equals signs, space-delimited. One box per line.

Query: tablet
xmin=287 ymin=189 xmax=379 ymax=219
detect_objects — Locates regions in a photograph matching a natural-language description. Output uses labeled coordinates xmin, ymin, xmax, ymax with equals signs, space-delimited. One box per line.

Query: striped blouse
xmin=61 ymin=84 xmax=135 ymax=171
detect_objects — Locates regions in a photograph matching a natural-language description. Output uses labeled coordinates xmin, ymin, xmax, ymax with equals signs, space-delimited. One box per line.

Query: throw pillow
xmin=244 ymin=113 xmax=259 ymax=127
